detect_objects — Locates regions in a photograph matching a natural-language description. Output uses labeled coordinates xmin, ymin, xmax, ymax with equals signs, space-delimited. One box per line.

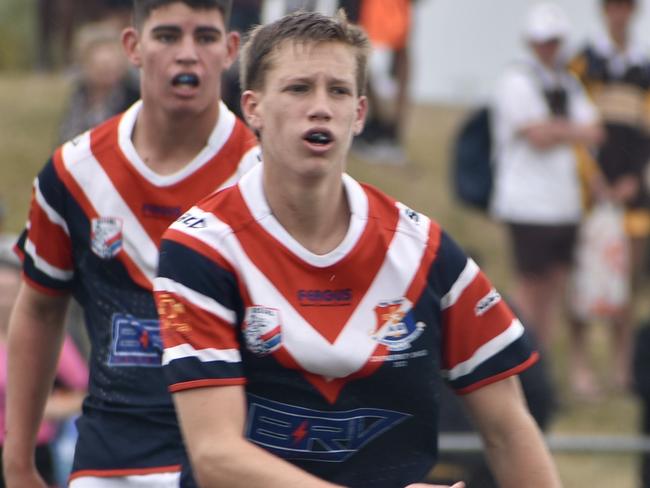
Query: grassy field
xmin=0 ymin=72 xmax=643 ymax=487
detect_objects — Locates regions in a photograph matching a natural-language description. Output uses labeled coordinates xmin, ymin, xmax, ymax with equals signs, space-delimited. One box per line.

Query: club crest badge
xmin=371 ymin=297 xmax=425 ymax=351
xmin=91 ymin=217 xmax=123 ymax=259
xmin=244 ymin=306 xmax=282 ymax=356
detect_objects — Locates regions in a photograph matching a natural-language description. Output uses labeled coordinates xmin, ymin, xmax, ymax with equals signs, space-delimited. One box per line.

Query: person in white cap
xmin=489 ymin=3 xmax=604 ymax=363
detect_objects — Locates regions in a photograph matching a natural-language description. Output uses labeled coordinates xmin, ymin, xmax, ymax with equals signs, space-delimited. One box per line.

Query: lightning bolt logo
xmin=139 ymin=329 xmax=150 ymax=349
xmin=292 ymin=420 xmax=309 ymax=445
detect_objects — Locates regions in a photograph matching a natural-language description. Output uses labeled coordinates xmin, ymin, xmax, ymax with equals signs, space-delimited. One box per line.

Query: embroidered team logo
xmin=91 ymin=217 xmax=123 ymax=259
xmin=371 ymin=298 xmax=425 ymax=351
xmin=244 ymin=306 xmax=282 ymax=356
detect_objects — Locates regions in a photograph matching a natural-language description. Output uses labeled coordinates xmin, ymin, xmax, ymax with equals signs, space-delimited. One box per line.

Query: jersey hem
xmin=169 ymin=377 xmax=246 ymax=392
xmin=22 ymin=273 xmax=70 ymax=296
xmin=69 ymin=464 xmax=181 ymax=481
xmin=454 ymin=351 xmax=539 ymax=395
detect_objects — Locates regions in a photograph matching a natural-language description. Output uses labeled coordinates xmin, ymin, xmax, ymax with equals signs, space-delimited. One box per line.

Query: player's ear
xmin=122 ymin=27 xmax=142 ymax=67
xmin=223 ymin=31 xmax=240 ymax=71
xmin=241 ymin=90 xmax=262 ymax=132
xmin=353 ymin=95 xmax=368 ymax=136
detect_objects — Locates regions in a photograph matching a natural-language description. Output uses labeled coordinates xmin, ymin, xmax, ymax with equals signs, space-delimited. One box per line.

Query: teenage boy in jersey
xmin=154 ymin=10 xmax=561 ymax=488
xmin=3 ymin=1 xmax=259 ymax=487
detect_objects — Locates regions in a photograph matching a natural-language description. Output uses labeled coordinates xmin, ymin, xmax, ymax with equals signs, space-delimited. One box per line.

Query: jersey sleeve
xmin=17 ymin=156 xmax=75 ymax=295
xmin=154 ymin=209 xmax=245 ymax=393
xmin=432 ymin=231 xmax=538 ymax=394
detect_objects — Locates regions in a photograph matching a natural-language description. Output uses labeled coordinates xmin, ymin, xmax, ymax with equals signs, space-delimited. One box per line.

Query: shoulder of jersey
xmin=360 ymin=181 xmax=434 ymax=235
xmin=58 ymin=114 xmax=121 ymax=167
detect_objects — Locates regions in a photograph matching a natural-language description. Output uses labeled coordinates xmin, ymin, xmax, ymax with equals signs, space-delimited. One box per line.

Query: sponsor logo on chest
xmin=297 ymin=288 xmax=352 ymax=306
xmin=108 ymin=313 xmax=163 ymax=367
xmin=246 ymin=395 xmax=410 ymax=462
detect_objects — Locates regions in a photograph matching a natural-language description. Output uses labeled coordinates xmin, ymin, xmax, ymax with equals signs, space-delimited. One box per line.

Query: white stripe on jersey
xmin=444 ymin=318 xmax=525 ymax=381
xmin=168 ymin=174 xmax=433 ymax=380
xmin=61 ymin=133 xmax=160 ymax=285
xmin=440 ymin=259 xmax=480 ymax=310
xmin=34 ymin=178 xmax=70 ymax=236
xmin=162 ymin=343 xmax=241 ymax=366
xmin=24 ymin=237 xmax=74 ymax=281
xmin=154 ymin=277 xmax=237 ymax=325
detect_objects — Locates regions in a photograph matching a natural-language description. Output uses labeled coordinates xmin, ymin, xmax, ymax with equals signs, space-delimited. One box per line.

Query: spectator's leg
xmin=567 ymin=314 xmax=600 ymax=399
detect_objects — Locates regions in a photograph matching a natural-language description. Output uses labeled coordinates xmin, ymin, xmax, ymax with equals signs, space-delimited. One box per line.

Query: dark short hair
xmin=132 ymin=0 xmax=232 ymax=28
xmin=240 ymin=10 xmax=370 ymax=95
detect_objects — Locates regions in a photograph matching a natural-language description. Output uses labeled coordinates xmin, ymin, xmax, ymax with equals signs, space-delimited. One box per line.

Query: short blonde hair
xmin=240 ymin=10 xmax=371 ymax=95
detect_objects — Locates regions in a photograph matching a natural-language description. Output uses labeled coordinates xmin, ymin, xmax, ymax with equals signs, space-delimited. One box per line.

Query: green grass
xmin=0 ymin=73 xmax=643 ymax=487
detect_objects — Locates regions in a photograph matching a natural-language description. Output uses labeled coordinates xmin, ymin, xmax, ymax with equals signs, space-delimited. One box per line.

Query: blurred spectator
xmin=222 ymin=0 xmax=263 ymax=119
xmin=35 ymin=0 xmax=133 ymax=71
xmin=352 ymin=0 xmax=413 ymax=165
xmin=58 ymin=24 xmax=139 ymax=143
xmin=0 ymin=257 xmax=88 ymax=487
xmin=569 ymin=0 xmax=650 ymax=395
xmin=489 ymin=3 xmax=603 ymax=351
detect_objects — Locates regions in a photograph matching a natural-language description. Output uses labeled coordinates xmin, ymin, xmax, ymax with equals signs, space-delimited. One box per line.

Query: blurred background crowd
xmin=1 ymin=0 xmax=650 ymax=486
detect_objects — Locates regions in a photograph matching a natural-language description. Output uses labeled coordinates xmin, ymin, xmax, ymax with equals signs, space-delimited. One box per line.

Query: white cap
xmin=524 ymin=2 xmax=570 ymax=43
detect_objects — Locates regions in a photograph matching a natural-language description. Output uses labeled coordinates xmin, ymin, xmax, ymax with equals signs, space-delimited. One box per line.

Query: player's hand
xmin=404 ymin=482 xmax=465 ymax=488
xmin=404 ymin=483 xmax=465 ymax=488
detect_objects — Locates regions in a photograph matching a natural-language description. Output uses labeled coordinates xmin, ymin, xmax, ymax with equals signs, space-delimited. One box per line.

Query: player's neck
xmin=264 ymin=170 xmax=350 ymax=256
xmin=131 ymin=102 xmax=220 ymax=176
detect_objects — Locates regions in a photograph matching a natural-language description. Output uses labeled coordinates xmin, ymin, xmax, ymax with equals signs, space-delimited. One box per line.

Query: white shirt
xmin=490 ymin=59 xmax=599 ymax=224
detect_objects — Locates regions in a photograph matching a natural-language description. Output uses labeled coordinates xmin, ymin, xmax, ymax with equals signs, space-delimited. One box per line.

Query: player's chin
xmin=166 ymin=98 xmax=212 ymax=116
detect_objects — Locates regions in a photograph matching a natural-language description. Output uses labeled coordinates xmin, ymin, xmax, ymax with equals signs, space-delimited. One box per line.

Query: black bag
xmin=451 ymin=106 xmax=493 ymax=211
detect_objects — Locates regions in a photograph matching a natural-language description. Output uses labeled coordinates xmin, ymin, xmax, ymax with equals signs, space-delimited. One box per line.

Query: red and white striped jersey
xmin=155 ymin=164 xmax=537 ymax=487
xmin=16 ymin=100 xmax=260 ymax=477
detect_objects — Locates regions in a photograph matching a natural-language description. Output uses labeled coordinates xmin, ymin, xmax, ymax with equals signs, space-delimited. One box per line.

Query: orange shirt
xmin=359 ymin=0 xmax=412 ymax=50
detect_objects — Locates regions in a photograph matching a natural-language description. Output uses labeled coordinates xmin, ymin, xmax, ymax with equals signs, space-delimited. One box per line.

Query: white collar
xmin=237 ymin=164 xmax=369 ymax=268
xmin=117 ymin=100 xmax=236 ymax=187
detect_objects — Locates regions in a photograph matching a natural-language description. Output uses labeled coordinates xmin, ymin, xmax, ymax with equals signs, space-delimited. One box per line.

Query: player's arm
xmin=3 ymin=283 xmax=69 ymax=488
xmin=461 ymin=376 xmax=562 ymax=488
xmin=174 ymin=384 xmax=343 ymax=488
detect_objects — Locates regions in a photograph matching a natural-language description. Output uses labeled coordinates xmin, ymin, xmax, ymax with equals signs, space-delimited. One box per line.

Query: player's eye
xmin=155 ymin=32 xmax=178 ymax=43
xmin=196 ymin=33 xmax=218 ymax=44
xmin=286 ymin=84 xmax=309 ymax=93
xmin=331 ymin=86 xmax=351 ymax=96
